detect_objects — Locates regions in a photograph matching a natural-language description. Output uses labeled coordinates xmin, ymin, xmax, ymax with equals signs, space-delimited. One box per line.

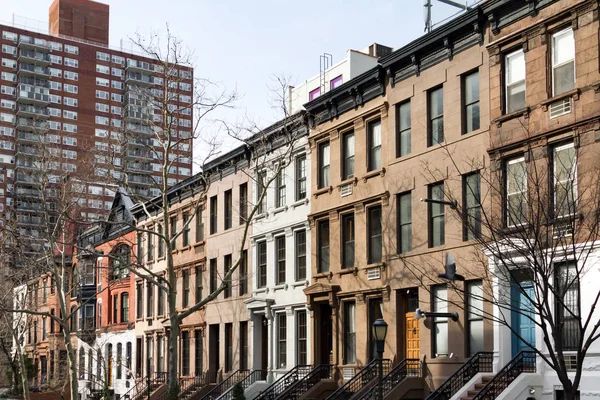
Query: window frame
xmin=466 ymin=280 xmax=484 ymax=356
xmin=297 ymin=310 xmax=307 ymax=365
xmin=428 ymin=86 xmax=444 ymax=146
xmin=257 ymin=241 xmax=267 ymax=288
xmin=367 ymin=205 xmax=382 ymax=264
xmin=295 ymin=155 xmax=307 ymax=201
xmin=432 ymin=285 xmax=448 ymax=357
xmin=367 ymin=119 xmax=382 ymax=172
xmin=504 ymin=49 xmax=526 ymax=114
xmin=318 ymin=141 xmax=330 ymax=189
xmin=275 ymin=236 xmax=286 ymax=285
xmin=341 ymin=213 xmax=355 ymax=269
xmin=505 ymin=156 xmax=527 ymax=227
xmin=277 ymin=313 xmax=287 ymax=369
xmin=295 ymin=229 xmax=307 ymax=281
xmin=551 ymin=28 xmax=576 ymax=97
xmin=275 ymin=169 xmax=286 ymax=208
xmin=462 ymin=70 xmax=480 ymax=134
xmin=397 ymin=191 xmax=412 ymax=254
xmin=396 ymin=100 xmax=411 ymax=158
xmin=223 ymin=255 xmax=232 ymax=298
xmin=343 ymin=301 xmax=357 ymax=364
xmin=552 ymin=142 xmax=577 ymax=218
xmin=428 ymin=182 xmax=445 ymax=248
xmin=224 ymin=190 xmax=232 ymax=230
xmin=342 ymin=131 xmax=355 ymax=180
xmin=209 ymin=196 xmax=218 ymax=234
xmin=463 ymin=172 xmax=482 ymax=240
xmin=317 ymin=219 xmax=330 ymax=273
xmin=555 ymin=261 xmax=581 ymax=351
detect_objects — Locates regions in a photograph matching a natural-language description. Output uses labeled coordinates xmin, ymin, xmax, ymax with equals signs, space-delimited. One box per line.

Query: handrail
xmin=281 ymin=364 xmax=333 ymax=400
xmin=326 ymin=359 xmax=391 ymax=400
xmin=179 ymin=375 xmax=207 ymax=398
xmin=426 ymin=351 xmax=494 ymax=400
xmin=251 ymin=364 xmax=312 ymax=400
xmin=219 ymin=370 xmax=267 ymax=400
xmin=122 ymin=372 xmax=167 ymax=400
xmin=355 ymin=358 xmax=421 ymax=400
xmin=201 ymin=369 xmax=250 ymax=400
xmin=472 ymin=351 xmax=536 ymax=400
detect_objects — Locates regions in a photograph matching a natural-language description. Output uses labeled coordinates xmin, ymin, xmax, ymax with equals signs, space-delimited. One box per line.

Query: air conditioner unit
xmin=550 ymin=98 xmax=571 ymax=119
xmin=340 ymin=183 xmax=352 ymax=197
xmin=367 ymin=267 xmax=381 ymax=280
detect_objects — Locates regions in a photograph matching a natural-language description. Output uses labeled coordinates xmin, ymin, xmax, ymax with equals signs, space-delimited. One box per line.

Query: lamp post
xmin=372 ymin=319 xmax=388 ymax=400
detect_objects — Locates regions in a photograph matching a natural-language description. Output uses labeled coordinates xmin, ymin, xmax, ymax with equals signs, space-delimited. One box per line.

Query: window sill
xmin=313 ymin=186 xmax=333 ymax=198
xmin=493 ymin=107 xmax=530 ymax=127
xmin=362 ymin=168 xmax=386 ymax=183
xmin=171 ymin=249 xmax=179 ymax=255
xmin=180 ymin=245 xmax=191 ymax=252
xmin=291 ymin=198 xmax=309 ymax=209
xmin=541 ymin=88 xmax=580 ymax=110
xmin=313 ymin=271 xmax=333 ymax=280
xmin=156 ymin=256 xmax=165 ymax=262
xmin=273 ymin=283 xmax=288 ymax=291
xmin=254 ymin=213 xmax=267 ymax=221
xmin=193 ymin=240 xmax=205 ymax=248
xmin=273 ymin=205 xmax=288 ymax=215
xmin=337 ymin=267 xmax=359 ymax=277
xmin=254 ymin=288 xmax=268 ymax=294
xmin=292 ymin=280 xmax=308 ymax=288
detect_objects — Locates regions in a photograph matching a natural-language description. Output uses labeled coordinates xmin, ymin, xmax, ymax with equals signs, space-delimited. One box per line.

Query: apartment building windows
xmin=342 ymin=213 xmax=355 ymax=269
xmin=297 ymin=310 xmax=308 ymax=365
xmin=396 ymin=101 xmax=411 ymax=157
xmin=428 ymin=182 xmax=445 ymax=247
xmin=209 ymin=258 xmax=218 ymax=293
xmin=344 ymin=302 xmax=356 ymax=364
xmin=278 ymin=314 xmax=287 ymax=368
xmin=147 ymin=231 xmax=154 ymax=262
xmin=121 ymin=293 xmax=129 ymax=323
xmin=146 ymin=282 xmax=154 ymax=318
xmin=463 ymin=70 xmax=480 ymax=133
xmin=195 ymin=267 xmax=203 ymax=302
xmin=368 ymin=206 xmax=382 ymax=264
xmin=257 ymin=241 xmax=267 ymax=288
xmin=194 ymin=330 xmax=203 ymax=376
xmin=225 ymin=323 xmax=233 ymax=372
xmin=466 ymin=280 xmax=484 ymax=356
xmin=112 ymin=295 xmax=118 ymax=324
xmin=276 ymin=170 xmax=286 ymax=208
xmin=136 ymin=282 xmax=142 ymax=319
xmin=505 ymin=50 xmax=526 ymax=113
xmin=196 ymin=208 xmax=204 ymax=242
xmin=295 ymin=230 xmax=307 ymax=281
xmin=239 ymin=250 xmax=248 ymax=296
xmin=156 ymin=336 xmax=163 ymax=374
xmin=463 ymin=172 xmax=481 ymax=240
xmin=116 ymin=344 xmax=122 ymax=379
xmin=553 ymin=143 xmax=577 ymax=217
xmin=368 ymin=119 xmax=382 ymax=171
xmin=170 ymin=216 xmax=178 ymax=248
xmin=224 ymin=190 xmax=232 ymax=230
xmin=552 ymin=29 xmax=575 ymax=96
xmin=318 ymin=142 xmax=330 ymax=188
xmin=181 ymin=331 xmax=190 ymax=376
xmin=275 ymin=236 xmax=286 ymax=284
xmin=210 ymin=196 xmax=217 ymax=234
xmin=432 ymin=285 xmax=448 ymax=357
xmin=182 ymin=213 xmax=191 ymax=247
xmin=318 ymin=220 xmax=330 ymax=273
xmin=397 ymin=192 xmax=412 ymax=253
xmin=505 ymin=157 xmax=527 ymax=227
xmin=240 ymin=321 xmax=248 ymax=370
xmin=157 ymin=224 xmax=165 ymax=258
xmin=224 ymin=255 xmax=232 ymax=298
xmin=555 ymin=261 xmax=580 ymax=351
xmin=295 ymin=155 xmax=307 ymax=201
xmin=157 ymin=278 xmax=164 ymax=316
xmin=182 ymin=270 xmax=190 ymax=307
xmin=428 ymin=87 xmax=444 ymax=146
xmin=239 ymin=183 xmax=248 ymax=224
xmin=257 ymin=170 xmax=267 ymax=214
xmin=342 ymin=131 xmax=355 ymax=180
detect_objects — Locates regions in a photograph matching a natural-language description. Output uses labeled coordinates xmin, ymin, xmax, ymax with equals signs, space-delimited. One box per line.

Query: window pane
xmin=554 ymin=62 xmax=575 ymax=95
xmin=466 ymin=103 xmax=480 ymax=133
xmin=507 ymin=158 xmax=527 ymax=226
xmin=469 ymin=320 xmax=484 ymax=355
xmin=429 ymin=88 xmax=443 ymax=118
xmin=343 ymin=133 xmax=355 ymax=180
xmin=553 ymin=30 xmax=575 ymax=66
xmin=507 ymin=51 xmax=525 ymax=84
xmin=368 ymin=207 xmax=382 ymax=264
xmin=369 ymin=120 xmax=382 ymax=171
xmin=398 ymin=102 xmax=411 ymax=157
xmin=431 ymin=118 xmax=444 ymax=145
xmin=465 ymin=72 xmax=479 ymax=104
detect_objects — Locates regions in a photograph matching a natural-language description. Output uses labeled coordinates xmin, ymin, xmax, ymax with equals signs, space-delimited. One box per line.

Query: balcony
xmin=18 ymin=36 xmax=50 ymax=52
xmin=130 ymin=187 xmax=150 ymax=198
xmin=126 ymin=162 xmax=153 ymax=173
xmin=15 ymin=158 xmax=42 ymax=171
xmin=15 ymin=200 xmax=44 ymax=213
xmin=126 ymin=59 xmax=155 ymax=73
xmin=127 ymin=174 xmax=154 ymax=186
xmin=16 ymin=131 xmax=42 ymax=144
xmin=125 ymin=150 xmax=153 ymax=160
xmin=16 ymin=118 xmax=49 ymax=132
xmin=124 ymin=110 xmax=153 ymax=123
xmin=17 ymin=214 xmax=43 ymax=226
xmin=15 ymin=172 xmax=41 ymax=186
xmin=16 ymin=86 xmax=50 ymax=105
xmin=16 ymin=105 xmax=49 ymax=119
xmin=17 ymin=63 xmax=51 ymax=79
xmin=125 ymin=72 xmax=155 ymax=86
xmin=17 ymin=50 xmax=51 ymax=66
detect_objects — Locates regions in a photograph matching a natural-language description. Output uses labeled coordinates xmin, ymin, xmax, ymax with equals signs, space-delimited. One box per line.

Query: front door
xmin=208 ymin=324 xmax=220 ymax=382
xmin=261 ymin=316 xmax=268 ymax=370
xmin=405 ymin=313 xmax=420 ymax=359
xmin=511 ymin=281 xmax=536 ymax=356
xmin=319 ymin=304 xmax=333 ymax=365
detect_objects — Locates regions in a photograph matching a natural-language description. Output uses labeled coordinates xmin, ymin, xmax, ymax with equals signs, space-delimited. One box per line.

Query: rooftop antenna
xmin=424 ymin=0 xmax=472 ymax=33
xmin=319 ymin=53 xmax=333 ymax=94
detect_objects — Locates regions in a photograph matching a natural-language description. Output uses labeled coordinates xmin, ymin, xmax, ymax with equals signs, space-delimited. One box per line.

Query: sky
xmin=2 ymin=0 xmax=473 ymax=161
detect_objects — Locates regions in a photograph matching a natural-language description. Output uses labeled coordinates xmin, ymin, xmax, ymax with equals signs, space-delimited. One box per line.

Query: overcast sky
xmin=2 ymin=0 xmax=472 ymax=161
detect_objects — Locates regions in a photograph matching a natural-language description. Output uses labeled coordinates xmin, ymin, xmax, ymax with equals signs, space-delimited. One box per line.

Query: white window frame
xmin=551 ymin=28 xmax=576 ymax=97
xmin=505 ymin=49 xmax=526 ymax=113
xmin=553 ymin=142 xmax=577 ymax=217
xmin=506 ymin=156 xmax=527 ymax=227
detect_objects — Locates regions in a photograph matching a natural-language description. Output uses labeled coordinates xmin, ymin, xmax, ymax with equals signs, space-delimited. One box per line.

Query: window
xmin=64 ymin=57 xmax=78 ymax=67
xmin=318 ymin=220 xmax=330 ymax=272
xmin=146 ymin=282 xmax=153 ymax=317
xmin=195 ymin=208 xmax=204 ymax=242
xmin=277 ymin=314 xmax=287 ymax=368
xmin=463 ymin=71 xmax=480 ymax=133
xmin=428 ymin=183 xmax=445 ymax=247
xmin=64 ymin=45 xmax=78 ymax=54
xmin=224 ymin=255 xmax=232 ymax=298
xmin=64 ymin=71 xmax=78 ymax=81
xmin=147 ymin=231 xmax=154 ymax=262
xmin=136 ymin=283 xmax=142 ymax=319
xmin=330 ymin=75 xmax=343 ymax=89
xmin=209 ymin=259 xmax=217 ymax=293
xmin=344 ymin=302 xmax=356 ymax=364
xmin=505 ymin=157 xmax=527 ymax=227
xmin=276 ymin=170 xmax=286 ymax=208
xmin=136 ymin=338 xmax=142 ymax=376
xmin=275 ymin=236 xmax=286 ymax=285
xmin=556 ymin=261 xmax=580 ymax=351
xmin=257 ymin=241 xmax=267 ymax=288
xmin=239 ymin=183 xmax=248 ymax=224
xmin=182 ymin=213 xmax=191 ymax=247
xmin=181 ymin=331 xmax=190 ymax=376
xmin=96 ymin=103 xmax=109 ymax=113
xmin=466 ymin=280 xmax=484 ymax=356
xmin=157 ymin=224 xmax=164 ymax=258
xmin=79 ymin=348 xmax=85 ymax=379
xmin=224 ymin=190 xmax=232 ymax=230
xmin=112 ymin=295 xmax=118 ymax=323
xmin=224 ymin=323 xmax=233 ymax=372
xmin=295 ymin=230 xmax=307 ymax=281
xmin=505 ymin=50 xmax=526 ymax=113
xmin=297 ymin=310 xmax=308 ymax=365
xmin=463 ymin=172 xmax=481 ymax=240
xmin=170 ymin=216 xmax=178 ymax=249
xmin=396 ymin=101 xmax=411 ymax=157
xmin=397 ymin=192 xmax=412 ymax=253
xmin=368 ymin=119 xmax=382 ymax=171
xmin=309 ymin=87 xmax=320 ymax=101
xmin=157 ymin=279 xmax=164 ymax=316
xmin=432 ymin=285 xmax=448 ymax=357
xmin=257 ymin=170 xmax=267 ymax=214
xmin=367 ymin=206 xmax=382 ymax=264
xmin=64 ymin=84 xmax=78 ymax=94
xmin=182 ymin=270 xmax=190 ymax=307
xmin=240 ymin=321 xmax=248 ymax=370
xmin=116 ymin=343 xmax=123 ymax=379
xmin=239 ymin=250 xmax=248 ymax=296
xmin=96 ymin=64 xmax=110 ymax=74
xmin=295 ymin=155 xmax=307 ymax=201
xmin=194 ymin=330 xmax=203 ymax=376
xmin=342 ymin=131 xmax=355 ymax=180
xmin=342 ymin=213 xmax=355 ymax=269
xmin=552 ymin=29 xmax=575 ymax=96
xmin=318 ymin=142 xmax=330 ymax=188
xmin=553 ymin=143 xmax=577 ymax=217
xmin=210 ymin=196 xmax=217 ymax=234
xmin=428 ymin=87 xmax=444 ymax=146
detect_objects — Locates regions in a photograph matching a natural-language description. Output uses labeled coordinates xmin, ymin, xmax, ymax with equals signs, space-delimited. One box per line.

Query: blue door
xmin=511 ymin=281 xmax=536 ymax=356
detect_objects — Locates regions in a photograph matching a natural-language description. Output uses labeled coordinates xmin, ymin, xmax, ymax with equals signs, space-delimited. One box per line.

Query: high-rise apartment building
xmin=0 ymin=0 xmax=193 ymax=241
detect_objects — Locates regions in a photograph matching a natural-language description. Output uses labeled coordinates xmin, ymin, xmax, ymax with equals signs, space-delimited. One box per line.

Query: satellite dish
xmin=439 ymin=253 xmax=465 ymax=281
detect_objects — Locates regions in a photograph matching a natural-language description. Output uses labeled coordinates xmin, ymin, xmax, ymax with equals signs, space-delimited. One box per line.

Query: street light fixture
xmin=414 ymin=308 xmax=459 ymax=321
xmin=372 ymin=318 xmax=388 ymax=400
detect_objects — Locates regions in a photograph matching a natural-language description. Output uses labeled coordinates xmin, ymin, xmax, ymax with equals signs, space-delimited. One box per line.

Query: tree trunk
xmin=167 ymin=314 xmax=180 ymax=400
xmin=65 ymin=339 xmax=78 ymax=400
xmin=16 ymin=349 xmax=30 ymax=400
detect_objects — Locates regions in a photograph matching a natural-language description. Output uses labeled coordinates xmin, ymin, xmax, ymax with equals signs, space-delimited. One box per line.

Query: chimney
xmin=48 ymin=0 xmax=110 ymax=45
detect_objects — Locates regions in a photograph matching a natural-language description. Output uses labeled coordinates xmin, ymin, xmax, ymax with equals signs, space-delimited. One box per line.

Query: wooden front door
xmin=405 ymin=312 xmax=420 ymax=359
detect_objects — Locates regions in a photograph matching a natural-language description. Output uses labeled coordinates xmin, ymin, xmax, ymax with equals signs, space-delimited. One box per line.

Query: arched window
xmin=111 ymin=245 xmax=130 ymax=280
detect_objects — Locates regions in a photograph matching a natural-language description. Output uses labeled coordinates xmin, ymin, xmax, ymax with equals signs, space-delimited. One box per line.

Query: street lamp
xmin=372 ymin=319 xmax=388 ymax=400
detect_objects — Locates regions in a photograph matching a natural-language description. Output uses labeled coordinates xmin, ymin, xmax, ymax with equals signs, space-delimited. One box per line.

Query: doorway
xmin=318 ymin=304 xmax=333 ymax=365
xmin=405 ymin=289 xmax=420 ymax=359
xmin=208 ymin=324 xmax=220 ymax=382
xmin=511 ymin=276 xmax=536 ymax=356
xmin=368 ymin=298 xmax=383 ymax=361
xmin=261 ymin=316 xmax=268 ymax=370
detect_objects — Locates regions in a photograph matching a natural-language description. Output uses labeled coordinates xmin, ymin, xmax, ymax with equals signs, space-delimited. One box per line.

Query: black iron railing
xmin=122 ymin=372 xmax=167 ymax=400
xmin=426 ymin=352 xmax=494 ymax=400
xmin=282 ymin=364 xmax=333 ymax=400
xmin=179 ymin=375 xmax=207 ymax=399
xmin=201 ymin=369 xmax=251 ymax=400
xmin=326 ymin=359 xmax=391 ymax=400
xmin=220 ymin=370 xmax=267 ymax=400
xmin=472 ymin=351 xmax=536 ymax=400
xmin=252 ymin=365 xmax=312 ymax=400
xmin=355 ymin=358 xmax=421 ymax=400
